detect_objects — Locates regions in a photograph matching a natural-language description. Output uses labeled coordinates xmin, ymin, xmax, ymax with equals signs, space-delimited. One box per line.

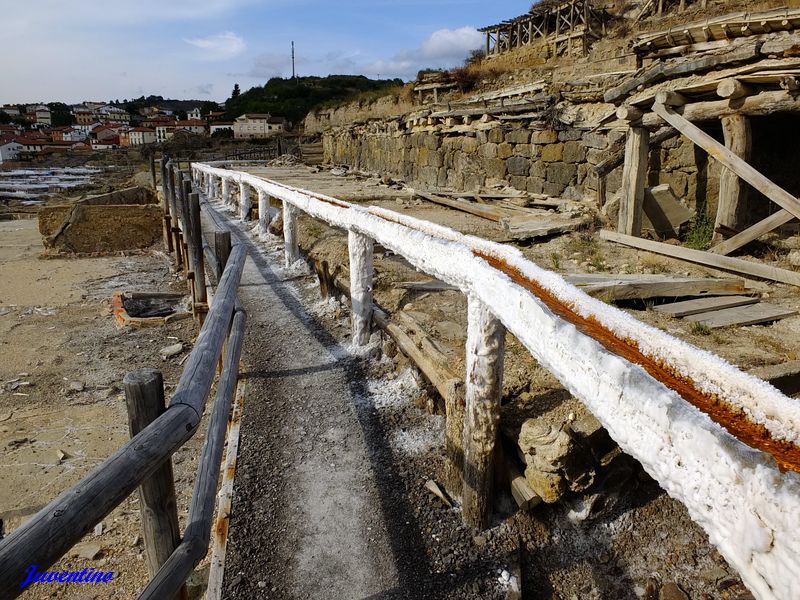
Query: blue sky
xmin=2 ymin=1 xmax=521 ymax=104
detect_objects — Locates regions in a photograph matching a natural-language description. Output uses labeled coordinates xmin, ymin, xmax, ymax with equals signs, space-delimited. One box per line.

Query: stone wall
xmin=323 ymin=117 xmax=722 ymax=213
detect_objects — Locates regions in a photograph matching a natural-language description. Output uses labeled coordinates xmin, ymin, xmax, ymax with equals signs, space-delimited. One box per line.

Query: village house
xmin=233 ymin=113 xmax=288 ymax=139
xmin=188 ymin=107 xmax=202 ymax=121
xmin=129 ymin=127 xmax=156 ymax=146
xmin=210 ymin=122 xmax=234 ymax=135
xmin=0 ymin=139 xmax=23 ymax=163
xmin=1 ymin=105 xmax=21 ymax=117
xmin=34 ymin=106 xmax=51 ymax=127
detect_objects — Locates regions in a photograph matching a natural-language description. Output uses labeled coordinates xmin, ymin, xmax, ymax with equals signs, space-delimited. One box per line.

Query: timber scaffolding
xmin=598 ymin=5 xmax=800 ymax=274
xmin=479 ymin=0 xmax=607 ymax=59
xmin=0 ymin=157 xmax=248 ymax=599
xmin=194 ymin=161 xmax=799 ymax=600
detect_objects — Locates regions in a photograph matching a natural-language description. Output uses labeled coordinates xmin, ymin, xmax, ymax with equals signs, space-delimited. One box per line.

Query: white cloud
xmin=185 ymin=32 xmax=246 ymax=61
xmin=362 ymin=26 xmax=483 ymax=80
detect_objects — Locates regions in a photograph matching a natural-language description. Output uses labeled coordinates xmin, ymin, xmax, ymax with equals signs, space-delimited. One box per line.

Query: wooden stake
xmin=348 ymin=231 xmax=374 ymax=346
xmin=189 ymin=192 xmax=207 ymax=307
xmin=123 ymin=369 xmax=183 ymax=592
xmin=257 ymin=190 xmax=270 ymax=239
xmin=213 ymin=230 xmax=232 ymax=280
xmin=283 ymin=201 xmax=300 ymax=266
xmin=715 ymin=115 xmax=752 ymax=238
xmin=618 ymin=126 xmax=650 ymax=236
xmin=222 ymin=178 xmax=231 ymax=206
xmin=461 ymin=295 xmax=506 ymax=530
xmin=238 ymin=181 xmax=251 ymax=222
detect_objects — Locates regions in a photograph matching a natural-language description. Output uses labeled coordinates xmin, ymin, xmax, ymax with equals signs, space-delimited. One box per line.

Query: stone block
xmin=462 ymin=136 xmax=479 ymax=154
xmin=527 ymin=177 xmax=545 ymax=194
xmin=497 ymin=143 xmax=514 ymax=159
xmin=558 ymin=129 xmax=583 ymax=142
xmin=563 ymin=141 xmax=586 ymax=164
xmin=532 ymin=129 xmax=558 ymax=144
xmin=419 ymin=166 xmax=438 ymax=187
xmin=479 ymin=143 xmax=498 ymax=159
xmin=514 ymin=144 xmax=531 ymax=158
xmin=437 ymin=167 xmax=448 ymax=188
xmin=506 ymin=129 xmax=531 ymax=144
xmin=545 ymin=180 xmax=567 ymax=197
xmin=423 ymin=134 xmax=440 ymax=151
xmin=507 ymin=156 xmax=530 ymax=177
xmin=530 ymin=160 xmax=547 ymax=179
xmin=540 ymin=143 xmax=564 ymax=163
xmin=484 ymin=158 xmax=507 ymax=179
xmin=428 ymin=151 xmax=444 ymax=168
xmin=582 ymin=131 xmax=608 ymax=150
xmin=488 ymin=127 xmax=505 ymax=143
xmin=509 ymin=175 xmax=528 ymax=191
xmin=586 ymin=148 xmax=606 ymax=166
xmin=547 ymin=162 xmax=577 ymax=186
xmin=464 ymin=172 xmax=485 ymax=192
xmin=476 ymin=130 xmax=489 ymax=144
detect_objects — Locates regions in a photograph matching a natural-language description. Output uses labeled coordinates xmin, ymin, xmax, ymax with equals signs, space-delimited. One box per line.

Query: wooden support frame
xmin=348 ymin=231 xmax=374 ymax=346
xmin=461 ymin=295 xmax=506 ymax=530
xmin=714 ymin=114 xmax=752 ymax=238
xmin=618 ymin=126 xmax=650 ymax=236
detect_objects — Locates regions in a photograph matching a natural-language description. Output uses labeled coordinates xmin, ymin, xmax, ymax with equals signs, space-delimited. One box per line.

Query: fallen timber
xmin=195 ymin=161 xmax=800 ymax=600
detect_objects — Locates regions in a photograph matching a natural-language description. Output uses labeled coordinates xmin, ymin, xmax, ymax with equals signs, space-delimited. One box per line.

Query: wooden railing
xmin=0 ymin=158 xmax=247 ymax=599
xmin=193 ymin=160 xmax=800 ymax=600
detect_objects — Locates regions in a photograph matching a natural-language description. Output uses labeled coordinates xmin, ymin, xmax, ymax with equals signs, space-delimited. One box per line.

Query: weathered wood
xmin=257 ymin=189 xmax=270 ymax=240
xmin=213 ymin=230 xmax=232 ymax=280
xmin=710 ymin=209 xmax=795 ymax=256
xmin=373 ymin=308 xmax=465 ymax=498
xmin=462 ymin=295 xmax=506 ymax=529
xmin=600 ymin=229 xmax=800 ymax=286
xmin=618 ymin=126 xmax=650 ymax=236
xmin=616 ymin=105 xmax=643 ymax=122
xmin=509 ymin=462 xmax=541 ymax=511
xmin=238 ymin=181 xmax=251 ymax=222
xmin=685 ymin=302 xmax=797 ymax=328
xmin=654 ymin=295 xmax=759 ymax=318
xmin=396 ymin=279 xmax=459 ymax=292
xmin=123 ymin=369 xmax=184 ymax=598
xmin=748 ymin=360 xmax=800 ymax=396
xmin=715 ymin=115 xmax=752 ymax=237
xmin=500 ymin=215 xmax=586 ymax=240
xmin=653 ymin=103 xmax=800 ymax=225
xmin=717 ymin=79 xmax=753 ymax=100
xmin=348 ymin=231 xmax=374 ymax=346
xmin=159 ymin=159 xmax=173 ymax=253
xmin=655 ymin=91 xmax=688 ymax=106
xmin=565 ymin=273 xmax=746 ymax=301
xmin=415 ymin=191 xmax=509 ymax=222
xmin=188 ymin=193 xmax=207 ymax=306
xmin=221 ymin=178 xmax=231 ymax=206
xmin=283 ymin=201 xmax=300 ymax=266
xmin=594 ymin=127 xmax=678 ymax=176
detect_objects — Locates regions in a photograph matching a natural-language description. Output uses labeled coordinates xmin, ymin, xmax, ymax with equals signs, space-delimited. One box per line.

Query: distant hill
xmin=224 ymin=75 xmax=404 ymax=124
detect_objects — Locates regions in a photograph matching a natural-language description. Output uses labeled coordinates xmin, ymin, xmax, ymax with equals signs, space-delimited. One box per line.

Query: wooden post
xmin=257 ymin=190 xmax=270 ymax=240
xmin=149 ymin=152 xmax=157 ymax=192
xmin=238 ymin=181 xmax=251 ymax=221
xmin=189 ymin=192 xmax=207 ymax=307
xmin=714 ymin=115 xmax=752 ymax=238
xmin=168 ymin=163 xmax=184 ymax=270
xmin=283 ymin=201 xmax=300 ymax=266
xmin=214 ymin=230 xmax=232 ymax=281
xmin=618 ymin=125 xmax=650 ymax=236
xmin=160 ymin=159 xmax=173 ymax=253
xmin=123 ymin=369 xmax=183 ymax=591
xmin=461 ymin=295 xmax=506 ymax=530
xmin=348 ymin=231 xmax=374 ymax=346
xmin=222 ymin=178 xmax=231 ymax=206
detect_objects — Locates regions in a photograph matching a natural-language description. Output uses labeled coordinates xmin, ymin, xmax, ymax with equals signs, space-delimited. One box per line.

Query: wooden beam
xmin=714 ymin=114 xmax=752 ymax=237
xmin=717 ymin=79 xmax=753 ymax=100
xmin=654 ymin=295 xmax=759 ymax=318
xmin=600 ymin=230 xmax=800 ymax=286
xmin=283 ymin=201 xmax=300 ymax=266
xmin=710 ymin=209 xmax=795 ymax=256
xmin=415 ymin=191 xmax=509 ymax=222
xmin=462 ymin=295 xmax=506 ymax=529
xmin=618 ymin=126 xmax=650 ymax=236
xmin=641 ymin=90 xmax=800 ymax=127
xmin=655 ymin=91 xmax=688 ymax=106
xmin=652 ymin=103 xmax=800 ymax=223
xmin=238 ymin=181 xmax=251 ymax=222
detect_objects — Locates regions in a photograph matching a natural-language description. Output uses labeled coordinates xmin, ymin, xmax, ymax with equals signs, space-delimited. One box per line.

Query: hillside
xmin=223 ymin=75 xmax=403 ymax=124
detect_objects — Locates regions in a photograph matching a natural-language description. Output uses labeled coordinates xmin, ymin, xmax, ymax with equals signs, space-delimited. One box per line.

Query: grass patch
xmin=685 ymin=211 xmax=714 ymax=250
xmin=690 ymin=321 xmax=712 ymax=336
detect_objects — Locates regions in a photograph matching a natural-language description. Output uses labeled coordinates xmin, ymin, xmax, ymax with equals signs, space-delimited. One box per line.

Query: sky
xmin=2 ymin=1 xmax=520 ymax=105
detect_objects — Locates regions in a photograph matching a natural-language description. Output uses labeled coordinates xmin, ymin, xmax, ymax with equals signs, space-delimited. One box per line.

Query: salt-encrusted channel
xmin=193 ymin=161 xmax=800 ymax=600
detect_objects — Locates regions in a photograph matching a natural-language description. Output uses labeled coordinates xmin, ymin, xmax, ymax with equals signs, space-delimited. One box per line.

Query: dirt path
xmin=205 ymin=204 xmax=434 ymax=599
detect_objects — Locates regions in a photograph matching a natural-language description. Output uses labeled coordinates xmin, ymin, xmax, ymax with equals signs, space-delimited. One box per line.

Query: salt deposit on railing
xmin=193 ymin=162 xmax=800 ymax=600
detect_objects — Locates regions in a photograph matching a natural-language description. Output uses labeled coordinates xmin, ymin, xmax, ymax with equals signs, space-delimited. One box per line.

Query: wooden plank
xmin=500 ymin=215 xmax=585 ymax=239
xmin=618 ymin=126 xmax=649 ymax=236
xmin=715 ymin=115 xmax=752 ymax=236
xmin=652 ymin=103 xmax=800 ymax=223
xmin=416 ymin=191 xmax=510 ymax=222
xmin=710 ymin=209 xmax=796 ymax=256
xmin=599 ymin=229 xmax=800 ymax=286
xmin=654 ymin=295 xmax=759 ymax=317
xmin=566 ymin=274 xmax=746 ymax=301
xmin=685 ymin=303 xmax=797 ymax=328
xmin=396 ymin=279 xmax=459 ymax=291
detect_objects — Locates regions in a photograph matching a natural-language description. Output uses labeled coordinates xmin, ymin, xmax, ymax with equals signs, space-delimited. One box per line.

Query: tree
xmin=176 ymin=109 xmax=188 ymax=120
xmin=231 ymin=83 xmax=241 ymax=99
xmin=0 ymin=111 xmax=10 ymax=125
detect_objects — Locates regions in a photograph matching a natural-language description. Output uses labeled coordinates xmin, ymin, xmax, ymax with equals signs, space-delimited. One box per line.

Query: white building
xmin=233 ymin=114 xmax=288 ymax=139
xmin=188 ymin=107 xmax=202 ymax=121
xmin=0 ymin=141 xmax=22 ymax=163
xmin=34 ymin=105 xmax=51 ymax=126
xmin=129 ymin=127 xmax=157 ymax=146
xmin=210 ymin=122 xmax=234 ymax=135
